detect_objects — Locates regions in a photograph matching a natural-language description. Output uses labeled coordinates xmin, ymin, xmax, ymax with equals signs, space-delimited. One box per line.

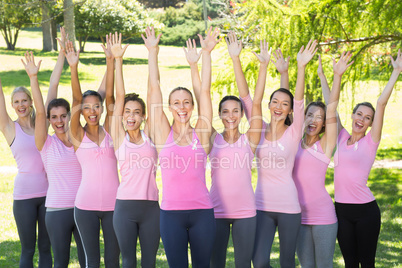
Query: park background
xmin=0 ymin=0 xmax=401 ymax=267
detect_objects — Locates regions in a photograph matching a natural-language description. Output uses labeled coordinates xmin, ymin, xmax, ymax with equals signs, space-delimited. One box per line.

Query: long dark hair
xmin=47 ymin=98 xmax=71 ymax=119
xmin=218 ymin=95 xmax=243 ymax=113
xmin=124 ymin=93 xmax=146 ymax=116
xmin=353 ymin=102 xmax=375 ymax=120
xmin=269 ymin=88 xmax=294 ymax=126
xmin=82 ymin=90 xmax=103 ymax=103
xmin=305 ymin=101 xmax=326 ymax=134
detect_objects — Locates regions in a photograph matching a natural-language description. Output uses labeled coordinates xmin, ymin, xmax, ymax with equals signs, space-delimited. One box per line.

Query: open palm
xmin=21 ymin=51 xmax=41 ymax=77
xmin=226 ymin=31 xmax=242 ymax=58
xmin=297 ymin=39 xmax=318 ymax=67
xmin=142 ymin=26 xmax=161 ymax=51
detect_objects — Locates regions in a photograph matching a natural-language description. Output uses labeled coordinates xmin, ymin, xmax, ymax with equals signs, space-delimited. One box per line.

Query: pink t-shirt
xmin=11 ymin=121 xmax=47 ymax=200
xmin=159 ymin=128 xmax=212 ymax=210
xmin=293 ymin=140 xmax=337 ymax=225
xmin=334 ymin=128 xmax=379 ymax=204
xmin=75 ymin=130 xmax=119 ymax=211
xmin=209 ymin=134 xmax=256 ymax=219
xmin=115 ymin=131 xmax=158 ymax=201
xmin=241 ymin=94 xmax=304 ymax=213
xmin=40 ymin=134 xmax=81 ymax=208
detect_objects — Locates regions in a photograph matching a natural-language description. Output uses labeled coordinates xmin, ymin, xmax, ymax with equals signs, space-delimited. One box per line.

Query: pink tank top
xmin=75 ymin=130 xmax=119 ymax=211
xmin=40 ymin=134 xmax=82 ymax=208
xmin=10 ymin=121 xmax=47 ymax=200
xmin=334 ymin=128 xmax=379 ymax=204
xmin=115 ymin=131 xmax=158 ymax=201
xmin=293 ymin=140 xmax=337 ymax=225
xmin=158 ymin=128 xmax=212 ymax=210
xmin=209 ymin=134 xmax=256 ymax=219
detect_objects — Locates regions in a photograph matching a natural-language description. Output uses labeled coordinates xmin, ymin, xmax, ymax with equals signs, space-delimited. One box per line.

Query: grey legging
xmin=45 ymin=209 xmax=85 ymax=268
xmin=210 ymin=217 xmax=256 ymax=268
xmin=13 ymin=197 xmax=52 ymax=268
xmin=296 ymin=223 xmax=338 ymax=268
xmin=252 ymin=210 xmax=301 ymax=268
xmin=74 ymin=207 xmax=120 ymax=268
xmin=113 ymin=199 xmax=160 ymax=268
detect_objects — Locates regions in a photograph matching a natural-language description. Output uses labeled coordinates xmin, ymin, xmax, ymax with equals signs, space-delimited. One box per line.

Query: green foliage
xmin=213 ymin=0 xmax=402 ymax=102
xmin=0 ymin=0 xmax=41 ymax=50
xmin=159 ymin=20 xmax=206 ymax=46
xmin=73 ymin=0 xmax=162 ymax=52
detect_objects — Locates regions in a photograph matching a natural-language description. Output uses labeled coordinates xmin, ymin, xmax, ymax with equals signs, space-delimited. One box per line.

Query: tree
xmin=0 ymin=0 xmax=40 ymax=50
xmin=64 ymin=0 xmax=77 ymax=49
xmin=213 ymin=0 xmax=402 ymax=102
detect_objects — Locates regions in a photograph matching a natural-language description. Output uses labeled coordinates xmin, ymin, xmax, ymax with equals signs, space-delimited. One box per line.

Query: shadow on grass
xmin=376 ymin=148 xmax=402 ymax=160
xmin=0 ymin=47 xmax=100 ymax=57
xmin=0 ymin=69 xmax=95 ymax=92
xmin=164 ymin=64 xmax=190 ymax=70
xmin=79 ymin=57 xmax=147 ymax=66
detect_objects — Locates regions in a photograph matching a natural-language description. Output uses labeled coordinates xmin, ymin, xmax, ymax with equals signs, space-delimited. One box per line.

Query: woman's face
xmin=49 ymin=106 xmax=70 ymax=134
xmin=169 ymin=90 xmax=194 ymax=123
xmin=304 ymin=105 xmax=325 ymax=136
xmin=12 ymin=92 xmax=32 ymax=118
xmin=81 ymin=95 xmax=103 ymax=126
xmin=351 ymin=105 xmax=374 ymax=134
xmin=269 ymin=91 xmax=292 ymax=122
xmin=219 ymin=100 xmax=243 ymax=130
xmin=123 ymin=101 xmax=144 ymax=131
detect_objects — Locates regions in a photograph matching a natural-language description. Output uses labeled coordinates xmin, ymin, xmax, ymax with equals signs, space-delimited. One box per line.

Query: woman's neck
xmin=303 ymin=133 xmax=320 ymax=147
xmin=349 ymin=131 xmax=366 ymax=144
xmin=268 ymin=118 xmax=286 ymax=134
xmin=16 ymin=116 xmax=32 ymax=129
xmin=85 ymin=124 xmax=101 ymax=135
xmin=172 ymin=121 xmax=192 ymax=135
xmin=222 ymin=128 xmax=240 ymax=142
xmin=127 ymin=128 xmax=142 ymax=142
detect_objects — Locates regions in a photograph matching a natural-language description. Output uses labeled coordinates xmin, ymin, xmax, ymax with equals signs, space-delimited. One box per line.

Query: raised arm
xmin=247 ymin=40 xmax=270 ymax=152
xmin=272 ymin=48 xmax=290 ymax=90
xmin=371 ymin=49 xmax=402 ymax=143
xmin=322 ymin=52 xmax=353 ymax=157
xmin=227 ymin=31 xmax=249 ymax=98
xmin=101 ymin=33 xmax=115 ymax=133
xmin=45 ymin=27 xmax=67 ymax=110
xmin=64 ymin=40 xmax=84 ymax=146
xmin=0 ymin=78 xmax=14 ymax=144
xmin=22 ymin=52 xmax=48 ymax=151
xmin=196 ymin=27 xmax=221 ymax=152
xmin=296 ymin=40 xmax=318 ymax=101
xmin=183 ymin=38 xmax=202 ymax=114
xmin=143 ymin=26 xmax=170 ymax=148
xmin=109 ymin=32 xmax=129 ymax=149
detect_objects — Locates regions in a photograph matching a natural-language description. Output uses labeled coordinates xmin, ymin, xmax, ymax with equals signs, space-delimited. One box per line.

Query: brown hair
xmin=305 ymin=101 xmax=326 ymax=134
xmin=124 ymin=93 xmax=146 ymax=116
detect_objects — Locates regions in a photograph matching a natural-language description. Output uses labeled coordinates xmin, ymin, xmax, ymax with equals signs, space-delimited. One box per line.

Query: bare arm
xmin=322 ymin=52 xmax=353 ymax=158
xmin=295 ymin=40 xmax=318 ymax=101
xmin=143 ymin=26 xmax=170 ymax=149
xmin=183 ymin=38 xmax=202 ymax=114
xmin=227 ymin=31 xmax=249 ymax=98
xmin=109 ymin=32 xmax=129 ymax=149
xmin=371 ymin=49 xmax=402 ymax=143
xmin=0 ymin=78 xmax=14 ymax=144
xmin=101 ymin=33 xmax=115 ymax=134
xmin=272 ymin=48 xmax=290 ymax=90
xmin=247 ymin=40 xmax=270 ymax=152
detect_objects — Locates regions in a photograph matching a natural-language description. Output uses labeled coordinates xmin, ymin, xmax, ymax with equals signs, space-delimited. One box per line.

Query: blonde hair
xmin=11 ymin=87 xmax=36 ymax=127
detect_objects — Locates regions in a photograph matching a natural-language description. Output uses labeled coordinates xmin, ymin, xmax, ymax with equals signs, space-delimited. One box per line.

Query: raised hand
xmin=56 ymin=26 xmax=68 ymax=53
xmin=142 ymin=26 xmax=162 ymax=51
xmin=198 ymin=26 xmax=222 ymax=53
xmin=390 ymin=49 xmax=402 ymax=73
xmin=252 ymin=40 xmax=271 ymax=65
xmin=272 ymin=48 xmax=289 ymax=73
xmin=64 ymin=40 xmax=80 ymax=67
xmin=297 ymin=39 xmax=318 ymax=67
xmin=333 ymin=51 xmax=354 ymax=76
xmin=183 ymin=38 xmax=201 ymax=65
xmin=317 ymin=55 xmax=324 ymax=76
xmin=21 ymin=51 xmax=42 ymax=78
xmin=110 ymin=32 xmax=129 ymax=59
xmin=226 ymin=31 xmax=242 ymax=58
xmin=101 ymin=33 xmax=114 ymax=60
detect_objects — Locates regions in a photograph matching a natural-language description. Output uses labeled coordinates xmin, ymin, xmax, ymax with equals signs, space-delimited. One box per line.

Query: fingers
xmin=37 ymin=60 xmax=42 ymax=70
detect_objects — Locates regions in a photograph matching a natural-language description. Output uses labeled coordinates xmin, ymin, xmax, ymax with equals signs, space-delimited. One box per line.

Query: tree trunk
xmin=51 ymin=19 xmax=58 ymax=51
xmin=42 ymin=2 xmax=53 ymax=51
xmin=63 ymin=0 xmax=76 ymax=49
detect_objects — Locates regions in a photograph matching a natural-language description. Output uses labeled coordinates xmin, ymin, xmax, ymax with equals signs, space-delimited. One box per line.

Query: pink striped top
xmin=115 ymin=131 xmax=158 ymax=201
xmin=209 ymin=133 xmax=256 ymax=219
xmin=241 ymin=94 xmax=304 ymax=213
xmin=40 ymin=134 xmax=82 ymax=208
xmin=159 ymin=128 xmax=212 ymax=210
xmin=75 ymin=130 xmax=119 ymax=211
xmin=334 ymin=128 xmax=379 ymax=204
xmin=11 ymin=121 xmax=47 ymax=200
xmin=293 ymin=140 xmax=337 ymax=225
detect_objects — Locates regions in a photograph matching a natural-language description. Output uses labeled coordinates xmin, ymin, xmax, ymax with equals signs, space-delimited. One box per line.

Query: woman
xmin=292 ymin=52 xmax=353 ymax=268
xmin=145 ymin=26 xmax=219 ymax=267
xmin=333 ymin=49 xmax=401 ymax=267
xmin=64 ymin=35 xmax=120 ymax=267
xmin=109 ymin=33 xmax=160 ymax=267
xmin=239 ymin=40 xmax=318 ymax=267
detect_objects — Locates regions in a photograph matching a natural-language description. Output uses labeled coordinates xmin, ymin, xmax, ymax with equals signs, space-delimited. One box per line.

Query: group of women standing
xmin=0 ymin=25 xmax=401 ymax=268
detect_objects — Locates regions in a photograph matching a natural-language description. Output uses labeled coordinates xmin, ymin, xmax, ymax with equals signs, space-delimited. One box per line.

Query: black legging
xmin=45 ymin=209 xmax=85 ymax=268
xmin=210 ymin=217 xmax=256 ymax=268
xmin=113 ymin=199 xmax=160 ymax=268
xmin=335 ymin=201 xmax=381 ymax=268
xmin=74 ymin=207 xmax=120 ymax=268
xmin=13 ymin=197 xmax=52 ymax=268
